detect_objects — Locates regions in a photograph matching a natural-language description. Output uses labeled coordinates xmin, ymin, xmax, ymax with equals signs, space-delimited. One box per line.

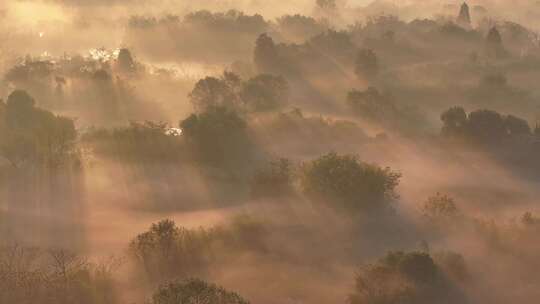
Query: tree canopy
xmin=441 ymin=107 xmax=532 ymax=144
xmin=350 ymin=251 xmax=467 ymax=304
xmin=189 ymin=72 xmax=290 ymax=113
xmin=355 ymin=49 xmax=379 ymax=79
xmin=0 ymin=90 xmax=77 ymax=169
xmin=301 ymin=153 xmax=400 ymax=213
xmin=180 ymin=106 xmax=254 ymax=169
xmin=152 ymin=278 xmax=249 ymax=304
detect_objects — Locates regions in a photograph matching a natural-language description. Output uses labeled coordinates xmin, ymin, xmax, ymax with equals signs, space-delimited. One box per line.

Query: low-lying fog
xmin=2 ymin=1 xmax=540 ymax=304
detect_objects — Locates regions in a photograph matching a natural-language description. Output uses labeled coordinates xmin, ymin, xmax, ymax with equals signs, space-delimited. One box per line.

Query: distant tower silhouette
xmin=457 ymin=2 xmax=471 ymax=27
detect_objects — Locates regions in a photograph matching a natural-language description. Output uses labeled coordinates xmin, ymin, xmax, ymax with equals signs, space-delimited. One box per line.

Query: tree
xmin=300 ymin=153 xmax=400 ymax=213
xmin=152 ymin=278 xmax=249 ymax=304
xmin=0 ymin=91 xmax=82 ymax=250
xmin=251 ymin=158 xmax=293 ymax=199
xmin=434 ymin=251 xmax=469 ymax=282
xmin=350 ymin=251 xmax=466 ymax=304
xmin=316 ymin=0 xmax=336 ymax=10
xmin=240 ymin=74 xmax=289 ymax=112
xmin=467 ymin=109 xmax=506 ymax=143
xmin=441 ymin=107 xmax=467 ymax=137
xmin=5 ymin=57 xmax=54 ymax=84
xmin=253 ymin=34 xmax=280 ymax=74
xmin=130 ymin=218 xmax=268 ymax=284
xmin=439 ymin=22 xmax=475 ymax=40
xmin=355 ymin=49 xmax=379 ymax=79
xmin=457 ymin=2 xmax=471 ymax=27
xmin=179 ymin=106 xmax=253 ymax=169
xmin=485 ymin=27 xmax=507 ymax=59
xmin=81 ymin=121 xmax=183 ymax=162
xmin=189 ymin=72 xmax=289 ymax=113
xmin=189 ymin=76 xmax=239 ymax=112
xmin=277 ymin=14 xmax=327 ymax=42
xmin=0 ymin=90 xmax=77 ymax=168
xmin=116 ymin=48 xmax=137 ymax=75
xmin=129 ymin=220 xmax=215 ymax=283
xmin=486 ymin=27 xmax=502 ymax=45
xmin=422 ymin=193 xmax=460 ymax=220
xmin=222 ymin=71 xmax=242 ymax=94
xmin=0 ymin=244 xmax=118 ymax=304
xmin=441 ymin=107 xmax=531 ymax=144
xmin=504 ymin=115 xmax=531 ymax=136
xmin=347 ymin=87 xmax=425 ymax=133
xmin=347 ymin=87 xmax=393 ymax=121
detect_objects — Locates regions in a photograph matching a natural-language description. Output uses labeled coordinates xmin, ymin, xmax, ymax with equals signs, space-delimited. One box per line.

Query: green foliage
xmin=441 ymin=107 xmax=532 ymax=144
xmin=0 ymin=245 xmax=119 ymax=304
xmin=300 ymin=153 xmax=400 ymax=213
xmin=347 ymin=87 xmax=425 ymax=133
xmin=316 ymin=0 xmax=336 ymax=9
xmin=254 ymin=33 xmax=280 ymax=74
xmin=277 ymin=14 xmax=327 ymax=42
xmin=180 ymin=106 xmax=254 ymax=169
xmin=240 ymin=74 xmax=289 ymax=112
xmin=189 ymin=72 xmax=289 ymax=113
xmin=350 ymin=251 xmax=465 ymax=304
xmin=127 ymin=10 xmax=269 ymax=63
xmin=355 ymin=49 xmax=379 ymax=79
xmin=82 ymin=121 xmax=182 ymax=162
xmin=129 ymin=219 xmax=215 ymax=283
xmin=469 ymin=73 xmax=530 ymax=112
xmin=129 ymin=218 xmax=268 ymax=284
xmin=439 ymin=22 xmax=476 ymax=40
xmin=467 ymin=110 xmax=507 ymax=141
xmin=152 ymin=278 xmax=249 ymax=304
xmin=223 ymin=215 xmax=269 ymax=253
xmin=347 ymin=87 xmax=395 ymax=121
xmin=189 ymin=76 xmax=240 ymax=112
xmin=485 ymin=27 xmax=507 ymax=59
xmin=486 ymin=27 xmax=503 ymax=46
xmin=0 ymin=90 xmax=78 ymax=169
xmin=309 ymin=30 xmax=356 ymax=61
xmin=422 ymin=193 xmax=460 ymax=220
xmin=5 ymin=59 xmax=54 ymax=83
xmin=255 ymin=109 xmax=368 ymax=154
xmin=182 ymin=10 xmax=266 ymax=32
xmin=441 ymin=106 xmax=467 ymax=137
xmin=434 ymin=251 xmax=469 ymax=282
xmin=250 ymin=158 xmax=294 ymax=199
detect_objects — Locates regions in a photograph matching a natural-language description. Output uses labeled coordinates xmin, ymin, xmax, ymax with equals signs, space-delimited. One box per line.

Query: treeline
xmin=6 ymin=196 xmax=540 ymax=304
xmin=3 ymin=2 xmax=540 ymax=303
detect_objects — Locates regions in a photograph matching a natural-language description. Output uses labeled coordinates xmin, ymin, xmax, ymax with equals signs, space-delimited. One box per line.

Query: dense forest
xmin=2 ymin=0 xmax=540 ymax=303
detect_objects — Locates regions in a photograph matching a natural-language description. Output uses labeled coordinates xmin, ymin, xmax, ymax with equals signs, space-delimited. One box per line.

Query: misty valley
xmin=2 ymin=1 xmax=540 ymax=304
